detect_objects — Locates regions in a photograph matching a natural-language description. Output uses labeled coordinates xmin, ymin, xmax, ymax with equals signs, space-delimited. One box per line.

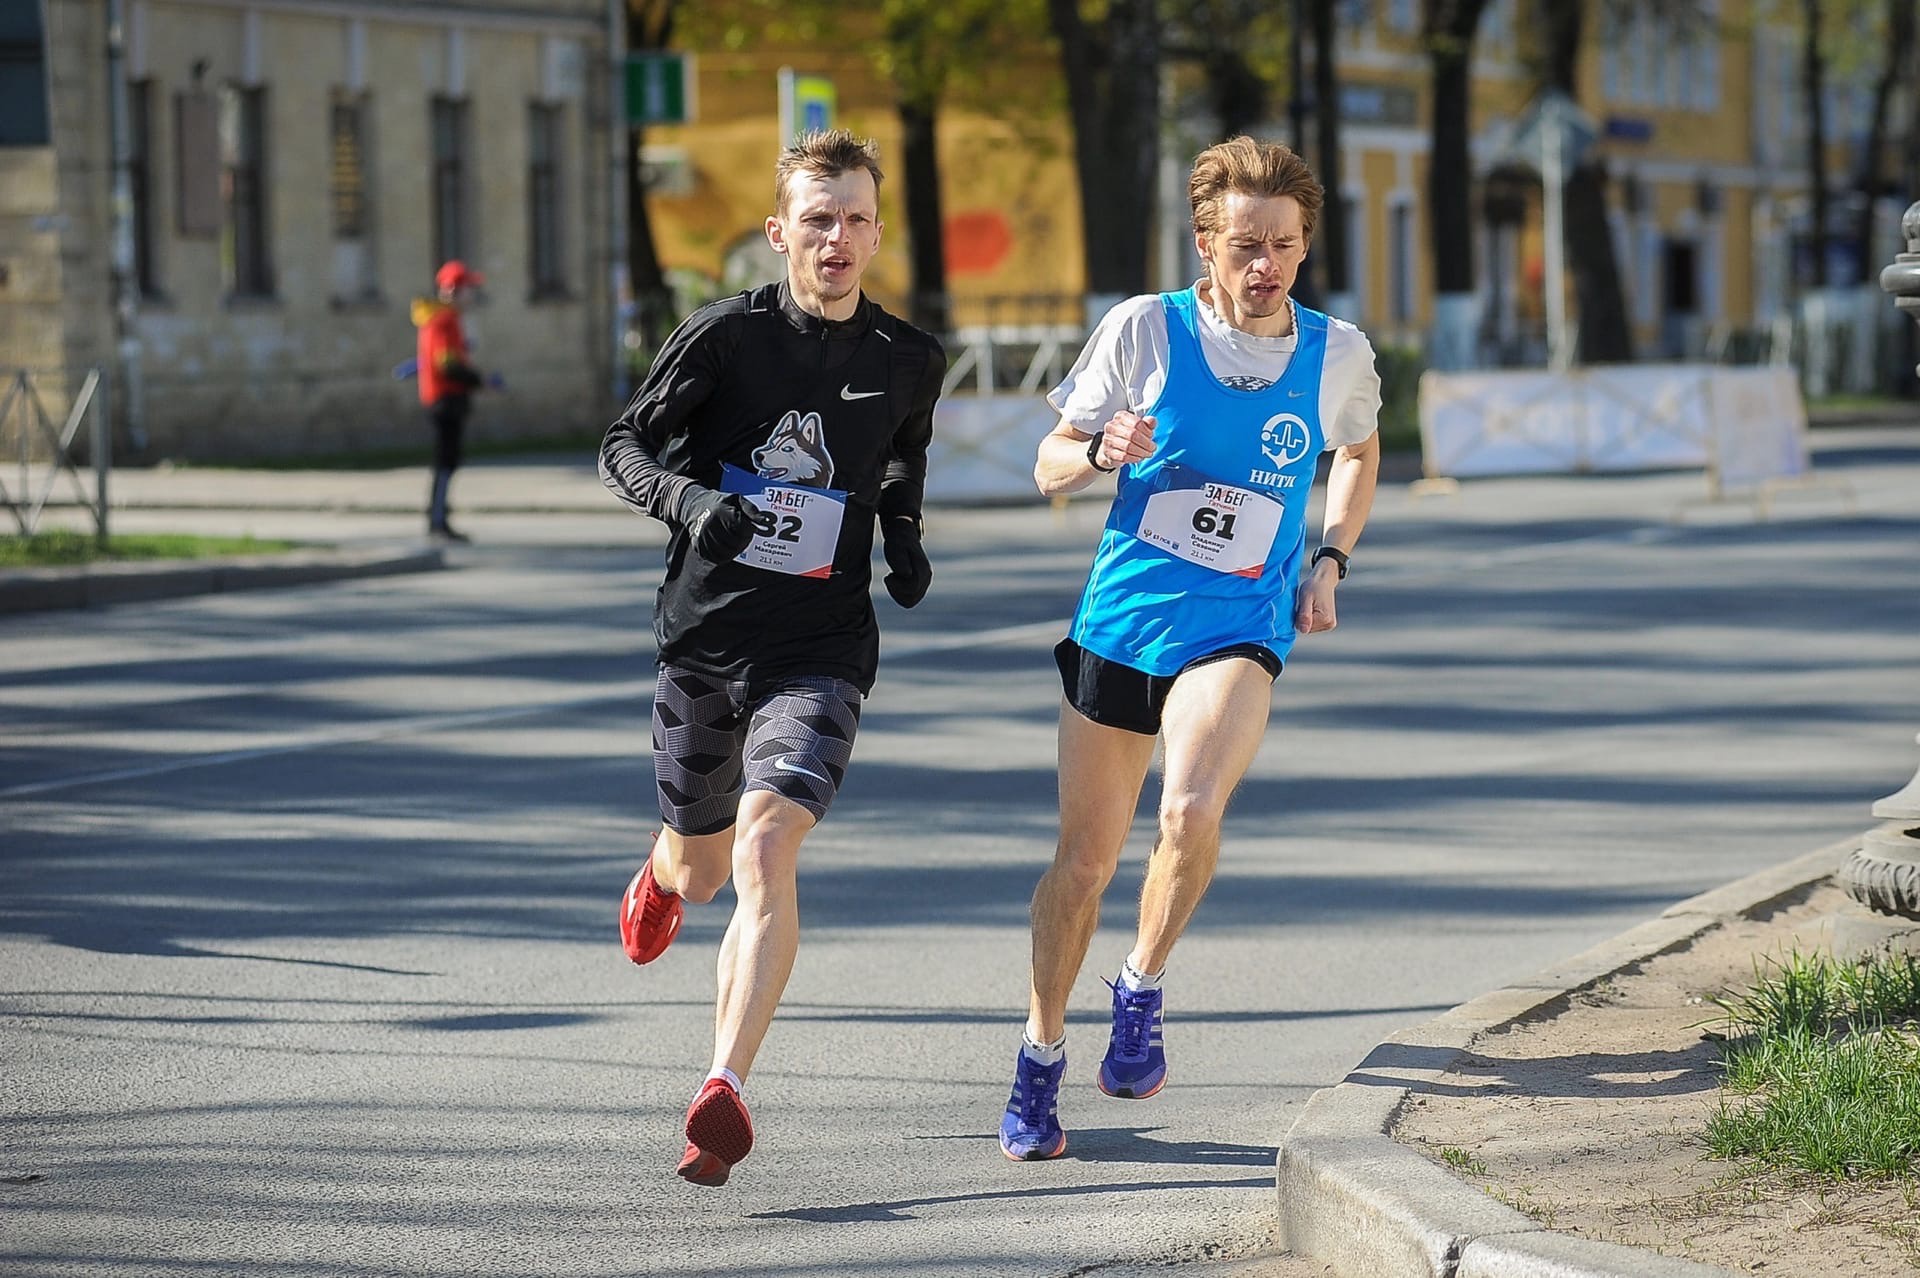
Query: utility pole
xmin=607 ymin=0 xmax=631 ymax=406
xmin=105 ymin=0 xmax=142 ymax=457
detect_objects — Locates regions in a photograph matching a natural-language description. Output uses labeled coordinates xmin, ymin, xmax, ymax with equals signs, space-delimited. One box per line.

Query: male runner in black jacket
xmin=599 ymin=130 xmax=945 ymax=1187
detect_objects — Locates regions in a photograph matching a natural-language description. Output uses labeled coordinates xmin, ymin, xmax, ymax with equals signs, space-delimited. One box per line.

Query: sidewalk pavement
xmin=1273 ymin=839 xmax=1876 ymax=1278
xmin=7 ymin=423 xmax=1917 ymax=1276
xmin=0 ymin=454 xmax=619 ymax=614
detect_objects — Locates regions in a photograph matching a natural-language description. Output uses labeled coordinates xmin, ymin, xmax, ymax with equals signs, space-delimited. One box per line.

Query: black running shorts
xmin=1053 ymin=637 xmax=1281 ymax=737
xmin=651 ymin=665 xmax=863 ymax=835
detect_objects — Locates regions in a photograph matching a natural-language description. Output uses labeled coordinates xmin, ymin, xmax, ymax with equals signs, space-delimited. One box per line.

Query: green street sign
xmin=626 ymin=52 xmax=694 ymax=126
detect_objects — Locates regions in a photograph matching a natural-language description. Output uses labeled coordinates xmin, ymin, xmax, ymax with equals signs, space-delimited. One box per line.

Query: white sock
xmin=1021 ymin=1031 xmax=1066 ymax=1066
xmin=703 ymin=1067 xmax=743 ymax=1096
xmin=1121 ymin=955 xmax=1164 ymax=992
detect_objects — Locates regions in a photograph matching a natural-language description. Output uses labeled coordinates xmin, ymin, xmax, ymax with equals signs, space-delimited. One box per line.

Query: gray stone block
xmin=1278 ymin=1133 xmax=1533 ymax=1278
xmin=1458 ymin=1229 xmax=1741 ymax=1277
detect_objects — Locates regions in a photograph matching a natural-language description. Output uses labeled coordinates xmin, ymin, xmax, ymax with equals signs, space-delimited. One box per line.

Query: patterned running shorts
xmin=651 ymin=664 xmax=864 ymax=836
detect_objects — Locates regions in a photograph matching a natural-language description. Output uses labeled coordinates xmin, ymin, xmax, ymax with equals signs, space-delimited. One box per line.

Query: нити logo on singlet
xmin=839 ymin=385 xmax=883 ymax=400
xmin=1249 ymin=412 xmax=1312 ymax=489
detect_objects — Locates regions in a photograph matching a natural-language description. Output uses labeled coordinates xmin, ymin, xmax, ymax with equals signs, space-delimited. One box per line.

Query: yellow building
xmin=639 ymin=0 xmax=1910 ymax=373
xmin=637 ymin=38 xmax=1081 ymax=333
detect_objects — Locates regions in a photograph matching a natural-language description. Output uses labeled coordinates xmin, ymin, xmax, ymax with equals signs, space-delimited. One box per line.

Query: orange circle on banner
xmin=944 ymin=209 xmax=1013 ymax=276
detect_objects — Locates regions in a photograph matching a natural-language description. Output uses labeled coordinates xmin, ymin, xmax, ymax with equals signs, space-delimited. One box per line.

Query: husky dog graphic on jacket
xmin=753 ymin=411 xmax=836 ymax=487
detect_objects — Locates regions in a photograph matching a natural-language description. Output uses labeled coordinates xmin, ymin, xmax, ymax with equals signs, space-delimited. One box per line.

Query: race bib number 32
xmin=1136 ymin=476 xmax=1283 ymax=577
xmin=720 ymin=463 xmax=847 ymax=578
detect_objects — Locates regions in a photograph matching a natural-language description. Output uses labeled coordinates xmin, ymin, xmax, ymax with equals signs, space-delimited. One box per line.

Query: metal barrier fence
xmin=0 ymin=368 xmax=110 ymax=541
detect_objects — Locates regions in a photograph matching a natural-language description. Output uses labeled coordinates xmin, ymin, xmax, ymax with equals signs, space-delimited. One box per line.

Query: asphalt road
xmin=4 ymin=428 xmax=1918 ymax=1277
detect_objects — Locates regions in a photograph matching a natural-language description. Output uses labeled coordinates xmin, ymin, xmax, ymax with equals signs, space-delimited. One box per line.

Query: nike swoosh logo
xmin=840 ymin=386 xmax=884 ymax=401
xmin=1287 ymin=389 xmax=1308 ymax=398
xmin=772 ymin=757 xmax=831 ymax=785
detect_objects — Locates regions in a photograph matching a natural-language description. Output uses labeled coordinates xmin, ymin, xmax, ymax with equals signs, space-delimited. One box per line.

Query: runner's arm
xmin=1296 ymin=430 xmax=1380 ymax=635
xmin=877 ymin=337 xmax=946 ymax=527
xmin=1034 ymin=410 xmax=1157 ymax=497
xmin=599 ymin=312 xmax=729 ymax=524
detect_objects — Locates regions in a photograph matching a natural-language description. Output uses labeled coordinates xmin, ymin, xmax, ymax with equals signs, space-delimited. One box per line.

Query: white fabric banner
xmin=1419 ymin=364 xmax=1808 ymax=492
xmin=927 ymin=396 xmax=1057 ymax=503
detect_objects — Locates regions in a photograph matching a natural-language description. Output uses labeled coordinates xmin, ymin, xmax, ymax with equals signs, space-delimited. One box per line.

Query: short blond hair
xmin=775 ymin=129 xmax=885 ymax=215
xmin=1188 ymin=136 xmax=1323 ymax=240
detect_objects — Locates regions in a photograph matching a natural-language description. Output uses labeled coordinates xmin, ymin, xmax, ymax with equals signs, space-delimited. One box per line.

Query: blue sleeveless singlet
xmin=1068 ymin=288 xmax=1330 ymax=677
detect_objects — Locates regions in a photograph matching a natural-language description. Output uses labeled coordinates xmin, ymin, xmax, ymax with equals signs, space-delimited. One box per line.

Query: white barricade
xmin=1418 ymin=364 xmax=1812 ymax=500
xmin=927 ymin=395 xmax=1054 ymax=503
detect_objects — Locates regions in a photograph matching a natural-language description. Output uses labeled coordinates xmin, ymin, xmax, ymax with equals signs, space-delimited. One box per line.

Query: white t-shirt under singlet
xmin=1047 ymin=288 xmax=1382 ymax=450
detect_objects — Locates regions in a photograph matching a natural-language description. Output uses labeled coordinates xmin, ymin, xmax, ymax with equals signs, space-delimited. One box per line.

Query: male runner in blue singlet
xmin=1000 ymin=136 xmax=1382 ymax=1160
xmin=600 ymin=131 xmax=945 ymax=1186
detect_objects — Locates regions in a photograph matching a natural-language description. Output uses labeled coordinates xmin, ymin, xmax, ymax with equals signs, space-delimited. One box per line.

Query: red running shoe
xmin=619 ymin=852 xmax=683 ymax=965
xmin=677 ymin=1078 xmax=753 ymax=1187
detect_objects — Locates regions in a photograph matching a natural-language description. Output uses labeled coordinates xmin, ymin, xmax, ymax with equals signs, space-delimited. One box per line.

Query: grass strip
xmin=0 ymin=531 xmax=298 ymax=568
xmin=1706 ymin=949 xmax=1920 ymax=1180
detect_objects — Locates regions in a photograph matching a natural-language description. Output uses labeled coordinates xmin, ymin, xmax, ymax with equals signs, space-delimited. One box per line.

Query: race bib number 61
xmin=1136 ymin=475 xmax=1283 ymax=578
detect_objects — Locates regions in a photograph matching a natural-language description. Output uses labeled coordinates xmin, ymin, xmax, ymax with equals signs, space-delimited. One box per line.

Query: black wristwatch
xmin=1086 ymin=432 xmax=1117 ymax=472
xmin=1311 ymin=546 xmax=1350 ymax=579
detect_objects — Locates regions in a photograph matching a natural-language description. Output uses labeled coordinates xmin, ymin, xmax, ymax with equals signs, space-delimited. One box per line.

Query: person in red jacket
xmin=412 ymin=260 xmax=488 ymax=541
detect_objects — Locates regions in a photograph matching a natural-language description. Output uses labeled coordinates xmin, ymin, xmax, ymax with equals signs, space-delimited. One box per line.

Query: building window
xmin=175 ymin=90 xmax=221 ymax=237
xmin=220 ymin=83 xmax=272 ymax=297
xmin=528 ymin=102 xmax=565 ymax=296
xmin=330 ymin=93 xmax=378 ymax=300
xmin=1689 ymin=0 xmax=1721 ymax=112
xmin=431 ymin=95 xmax=470 ymax=265
xmin=0 ymin=2 xmax=50 ymax=146
xmin=129 ymin=78 xmax=159 ymax=295
xmin=1337 ymin=0 xmax=1371 ymax=37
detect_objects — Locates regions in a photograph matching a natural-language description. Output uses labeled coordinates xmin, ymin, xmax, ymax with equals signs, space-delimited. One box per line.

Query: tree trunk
xmin=1542 ymin=0 xmax=1631 ymax=362
xmin=1563 ymin=163 xmax=1633 ymax=362
xmin=1853 ymin=0 xmax=1914 ymax=273
xmin=1311 ymin=0 xmax=1346 ymax=299
xmin=1802 ymin=0 xmax=1829 ymax=288
xmin=898 ymin=96 xmax=948 ymax=333
xmin=1205 ymin=48 xmax=1268 ymax=139
xmin=1423 ymin=0 xmax=1485 ymax=369
xmin=1049 ymin=0 xmax=1161 ymax=298
xmin=1424 ymin=0 xmax=1486 ymax=294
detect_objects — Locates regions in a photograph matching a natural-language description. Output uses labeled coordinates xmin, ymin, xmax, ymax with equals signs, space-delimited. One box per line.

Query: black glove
xmin=674 ymin=485 xmax=761 ymax=562
xmin=880 ymin=516 xmax=931 ymax=608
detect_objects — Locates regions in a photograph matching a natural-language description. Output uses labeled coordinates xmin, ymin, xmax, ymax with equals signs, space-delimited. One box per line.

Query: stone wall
xmin=31 ymin=0 xmax=614 ymax=462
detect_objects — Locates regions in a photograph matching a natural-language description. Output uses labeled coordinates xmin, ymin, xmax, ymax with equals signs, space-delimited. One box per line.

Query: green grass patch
xmin=1374 ymin=344 xmax=1425 ymax=454
xmin=1807 ymin=392 xmax=1917 ymax=419
xmin=1705 ymin=949 xmax=1920 ymax=1180
xmin=0 ymin=531 xmax=298 ymax=567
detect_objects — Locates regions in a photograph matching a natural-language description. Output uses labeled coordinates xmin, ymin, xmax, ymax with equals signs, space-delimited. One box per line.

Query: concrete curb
xmin=1275 ymin=836 xmax=1862 ymax=1278
xmin=0 ymin=545 xmax=446 ymax=615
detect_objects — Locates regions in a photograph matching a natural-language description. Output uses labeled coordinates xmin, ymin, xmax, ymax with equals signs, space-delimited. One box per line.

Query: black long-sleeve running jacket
xmin=600 ymin=282 xmax=945 ymax=695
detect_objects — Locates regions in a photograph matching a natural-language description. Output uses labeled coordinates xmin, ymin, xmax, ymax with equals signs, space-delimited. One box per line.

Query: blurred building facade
xmin=641 ymin=0 xmax=1914 ymax=378
xmin=5 ymin=1 xmax=1910 ymax=465
xmin=4 ymin=0 xmax=616 ymax=460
